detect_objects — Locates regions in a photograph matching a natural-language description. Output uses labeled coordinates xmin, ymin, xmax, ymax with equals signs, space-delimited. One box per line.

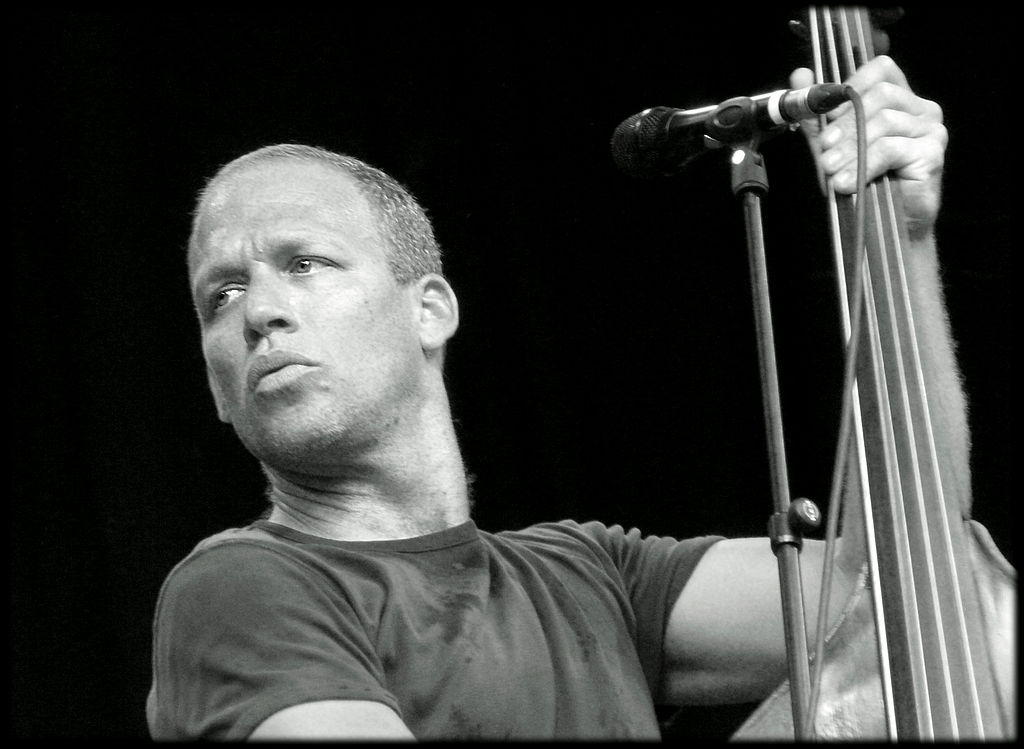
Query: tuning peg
xmin=788 ymin=18 xmax=810 ymax=41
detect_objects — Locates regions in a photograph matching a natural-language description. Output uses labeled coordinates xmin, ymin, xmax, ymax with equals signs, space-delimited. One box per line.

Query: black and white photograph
xmin=12 ymin=8 xmax=1014 ymax=740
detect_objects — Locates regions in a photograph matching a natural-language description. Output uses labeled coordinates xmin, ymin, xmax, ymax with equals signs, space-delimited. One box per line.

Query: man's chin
xmin=235 ymin=415 xmax=351 ymax=470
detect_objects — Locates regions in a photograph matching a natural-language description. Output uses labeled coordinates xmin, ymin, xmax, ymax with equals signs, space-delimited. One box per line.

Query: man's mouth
xmin=246 ymin=351 xmax=319 ymax=393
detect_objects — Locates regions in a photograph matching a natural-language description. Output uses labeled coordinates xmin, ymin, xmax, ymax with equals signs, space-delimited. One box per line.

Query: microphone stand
xmin=711 ymin=102 xmax=821 ymax=740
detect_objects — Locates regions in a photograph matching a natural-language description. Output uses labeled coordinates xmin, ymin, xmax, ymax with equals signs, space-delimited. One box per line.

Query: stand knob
xmin=788 ymin=497 xmax=822 ymax=533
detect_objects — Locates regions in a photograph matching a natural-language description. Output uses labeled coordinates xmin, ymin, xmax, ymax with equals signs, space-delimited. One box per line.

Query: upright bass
xmin=734 ymin=7 xmax=1016 ymax=740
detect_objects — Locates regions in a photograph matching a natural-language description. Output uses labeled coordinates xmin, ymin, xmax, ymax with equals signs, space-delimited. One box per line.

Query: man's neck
xmin=264 ymin=477 xmax=470 ymax=542
xmin=260 ymin=406 xmax=471 ymax=542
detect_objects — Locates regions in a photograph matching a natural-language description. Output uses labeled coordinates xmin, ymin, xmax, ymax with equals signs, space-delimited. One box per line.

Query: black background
xmin=11 ymin=8 xmax=1013 ymax=739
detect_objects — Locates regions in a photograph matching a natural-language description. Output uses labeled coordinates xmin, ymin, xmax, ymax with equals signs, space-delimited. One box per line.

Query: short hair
xmin=190 ymin=144 xmax=443 ymax=284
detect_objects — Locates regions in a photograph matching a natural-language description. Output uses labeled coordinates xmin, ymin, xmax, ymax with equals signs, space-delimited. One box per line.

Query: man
xmin=147 ymin=57 xmax=996 ymax=739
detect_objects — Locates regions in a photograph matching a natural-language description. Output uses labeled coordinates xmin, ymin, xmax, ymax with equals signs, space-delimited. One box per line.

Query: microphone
xmin=611 ymin=83 xmax=849 ymax=178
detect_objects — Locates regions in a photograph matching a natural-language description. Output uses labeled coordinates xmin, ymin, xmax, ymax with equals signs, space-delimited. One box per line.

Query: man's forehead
xmin=188 ymin=159 xmax=379 ymax=272
xmin=193 ymin=159 xmax=376 ymax=240
xmin=204 ymin=158 xmax=362 ymax=211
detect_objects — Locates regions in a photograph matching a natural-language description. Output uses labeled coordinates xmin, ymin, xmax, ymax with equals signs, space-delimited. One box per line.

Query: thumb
xmin=789 ymin=67 xmax=816 ymax=89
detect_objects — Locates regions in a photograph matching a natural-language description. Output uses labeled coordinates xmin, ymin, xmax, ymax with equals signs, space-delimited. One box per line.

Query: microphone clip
xmin=704 ymin=96 xmax=792 ymax=151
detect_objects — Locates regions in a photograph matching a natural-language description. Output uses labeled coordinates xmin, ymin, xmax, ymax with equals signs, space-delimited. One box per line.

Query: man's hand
xmin=790 ymin=56 xmax=947 ymax=238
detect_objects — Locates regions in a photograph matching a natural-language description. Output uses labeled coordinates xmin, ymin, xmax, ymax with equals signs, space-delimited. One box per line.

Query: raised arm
xmin=659 ymin=54 xmax=961 ymax=705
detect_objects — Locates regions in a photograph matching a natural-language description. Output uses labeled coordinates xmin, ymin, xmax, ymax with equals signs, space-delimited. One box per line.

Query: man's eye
xmin=212 ymin=287 xmax=244 ymax=310
xmin=289 ymin=257 xmax=330 ymax=274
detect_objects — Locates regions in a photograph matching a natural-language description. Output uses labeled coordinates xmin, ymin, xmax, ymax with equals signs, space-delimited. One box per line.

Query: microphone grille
xmin=611 ymin=107 xmax=672 ymax=178
xmin=611 ymin=106 xmax=708 ymax=178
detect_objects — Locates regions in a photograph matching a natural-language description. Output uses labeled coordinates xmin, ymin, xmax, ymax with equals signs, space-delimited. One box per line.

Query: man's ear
xmin=206 ymin=365 xmax=232 ymax=423
xmin=413 ymin=273 xmax=459 ymax=355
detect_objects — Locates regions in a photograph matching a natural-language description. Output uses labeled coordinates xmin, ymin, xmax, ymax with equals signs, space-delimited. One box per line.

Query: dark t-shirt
xmin=147 ymin=518 xmax=721 ymax=740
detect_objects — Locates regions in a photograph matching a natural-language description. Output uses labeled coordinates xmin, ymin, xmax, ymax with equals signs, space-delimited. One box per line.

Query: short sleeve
xmin=148 ymin=540 xmax=399 ymax=740
xmin=572 ymin=522 xmax=723 ymax=697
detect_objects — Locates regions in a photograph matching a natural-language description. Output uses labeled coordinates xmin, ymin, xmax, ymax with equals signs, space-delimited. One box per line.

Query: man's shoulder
xmin=494 ymin=519 xmax=677 ymax=555
xmin=492 ymin=519 xmax=606 ymax=550
xmin=489 ymin=519 xmax=642 ymax=571
xmin=493 ymin=519 xmax=723 ymax=582
xmin=167 ymin=523 xmax=298 ymax=574
xmin=159 ymin=523 xmax=297 ymax=585
xmin=190 ymin=522 xmax=283 ymax=553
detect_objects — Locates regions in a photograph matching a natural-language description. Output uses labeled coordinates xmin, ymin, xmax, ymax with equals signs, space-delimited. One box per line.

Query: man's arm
xmin=248 ymin=700 xmax=415 ymax=741
xmin=660 ymin=536 xmax=858 ymax=704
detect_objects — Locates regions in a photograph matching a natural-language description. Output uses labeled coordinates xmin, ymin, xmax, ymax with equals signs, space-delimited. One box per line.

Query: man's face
xmin=189 ymin=160 xmax=427 ymax=471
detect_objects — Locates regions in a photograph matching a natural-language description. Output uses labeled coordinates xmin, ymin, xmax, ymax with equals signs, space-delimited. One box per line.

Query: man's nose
xmin=243 ymin=271 xmax=298 ymax=346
